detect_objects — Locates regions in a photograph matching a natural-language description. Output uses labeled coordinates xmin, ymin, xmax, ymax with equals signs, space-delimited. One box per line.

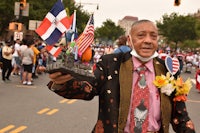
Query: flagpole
xmin=71 ymin=10 xmax=76 ymax=42
xmin=71 ymin=10 xmax=78 ymax=60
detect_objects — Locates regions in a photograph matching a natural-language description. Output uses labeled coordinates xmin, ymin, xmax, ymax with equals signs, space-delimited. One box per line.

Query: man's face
xmin=128 ymin=22 xmax=158 ymax=58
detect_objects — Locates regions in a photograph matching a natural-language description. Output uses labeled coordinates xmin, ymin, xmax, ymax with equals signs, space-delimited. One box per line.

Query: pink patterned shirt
xmin=124 ymin=56 xmax=161 ymax=132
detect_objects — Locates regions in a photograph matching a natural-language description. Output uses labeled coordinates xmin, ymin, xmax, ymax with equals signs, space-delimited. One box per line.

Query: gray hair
xmin=129 ymin=20 xmax=157 ymax=34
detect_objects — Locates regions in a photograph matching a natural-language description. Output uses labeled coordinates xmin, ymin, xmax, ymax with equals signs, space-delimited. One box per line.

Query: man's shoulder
xmin=100 ymin=52 xmax=131 ymax=62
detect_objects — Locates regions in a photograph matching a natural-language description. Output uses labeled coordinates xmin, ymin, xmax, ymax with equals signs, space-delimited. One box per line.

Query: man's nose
xmin=143 ymin=35 xmax=152 ymax=43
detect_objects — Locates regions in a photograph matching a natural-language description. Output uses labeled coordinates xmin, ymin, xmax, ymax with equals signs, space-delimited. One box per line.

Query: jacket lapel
xmin=154 ymin=59 xmax=172 ymax=133
xmin=118 ymin=57 xmax=133 ymax=132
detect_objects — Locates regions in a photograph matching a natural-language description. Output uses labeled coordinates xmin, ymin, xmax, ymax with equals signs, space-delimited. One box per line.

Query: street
xmin=0 ymin=67 xmax=200 ymax=133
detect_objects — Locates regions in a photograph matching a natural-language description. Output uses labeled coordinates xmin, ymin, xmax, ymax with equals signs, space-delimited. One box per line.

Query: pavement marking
xmin=67 ymin=99 xmax=77 ymax=104
xmin=187 ymin=99 xmax=200 ymax=103
xmin=37 ymin=108 xmax=59 ymax=115
xmin=59 ymin=99 xmax=69 ymax=103
xmin=59 ymin=99 xmax=77 ymax=104
xmin=0 ymin=125 xmax=27 ymax=133
xmin=46 ymin=109 xmax=59 ymax=115
xmin=37 ymin=108 xmax=50 ymax=114
xmin=16 ymin=85 xmax=37 ymax=88
xmin=9 ymin=126 xmax=27 ymax=133
xmin=0 ymin=125 xmax=15 ymax=132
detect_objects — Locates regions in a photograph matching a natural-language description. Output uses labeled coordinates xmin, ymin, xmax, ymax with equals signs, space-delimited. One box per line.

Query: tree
xmin=95 ymin=19 xmax=125 ymax=44
xmin=156 ymin=13 xmax=200 ymax=50
xmin=0 ymin=0 xmax=90 ymax=39
xmin=0 ymin=0 xmax=16 ymax=38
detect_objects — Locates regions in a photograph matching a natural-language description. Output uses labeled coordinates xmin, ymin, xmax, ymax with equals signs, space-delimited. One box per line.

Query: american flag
xmin=165 ymin=56 xmax=180 ymax=75
xmin=35 ymin=0 xmax=71 ymax=45
xmin=76 ymin=14 xmax=94 ymax=56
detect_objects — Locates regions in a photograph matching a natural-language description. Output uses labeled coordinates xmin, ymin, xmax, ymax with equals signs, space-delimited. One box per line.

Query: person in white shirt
xmin=2 ymin=40 xmax=14 ymax=81
xmin=12 ymin=39 xmax=21 ymax=75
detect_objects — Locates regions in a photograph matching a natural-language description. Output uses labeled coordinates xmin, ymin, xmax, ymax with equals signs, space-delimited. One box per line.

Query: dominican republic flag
xmin=76 ymin=14 xmax=94 ymax=56
xmin=46 ymin=45 xmax=62 ymax=58
xmin=35 ymin=0 xmax=71 ymax=45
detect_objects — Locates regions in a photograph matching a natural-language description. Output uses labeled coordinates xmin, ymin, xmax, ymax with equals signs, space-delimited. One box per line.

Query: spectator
xmin=21 ymin=40 xmax=34 ymax=85
xmin=2 ymin=40 xmax=14 ymax=81
xmin=114 ymin=35 xmax=131 ymax=53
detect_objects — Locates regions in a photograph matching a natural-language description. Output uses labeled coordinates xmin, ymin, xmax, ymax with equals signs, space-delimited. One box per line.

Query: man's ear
xmin=127 ymin=35 xmax=132 ymax=48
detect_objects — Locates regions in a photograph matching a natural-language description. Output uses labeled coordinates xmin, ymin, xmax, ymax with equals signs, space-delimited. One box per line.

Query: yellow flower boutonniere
xmin=153 ymin=72 xmax=192 ymax=101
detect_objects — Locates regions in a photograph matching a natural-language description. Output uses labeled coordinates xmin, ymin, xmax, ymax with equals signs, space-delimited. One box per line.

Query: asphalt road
xmin=0 ymin=67 xmax=199 ymax=133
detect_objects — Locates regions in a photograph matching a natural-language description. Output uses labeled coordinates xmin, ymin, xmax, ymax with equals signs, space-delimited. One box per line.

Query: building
xmin=118 ymin=16 xmax=138 ymax=35
xmin=193 ymin=9 xmax=200 ymax=19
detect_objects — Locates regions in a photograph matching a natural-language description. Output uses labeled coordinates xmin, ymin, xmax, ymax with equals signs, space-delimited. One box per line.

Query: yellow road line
xmin=59 ymin=99 xmax=69 ymax=103
xmin=67 ymin=99 xmax=77 ymax=104
xmin=9 ymin=126 xmax=27 ymax=133
xmin=0 ymin=125 xmax=15 ymax=132
xmin=37 ymin=108 xmax=50 ymax=114
xmin=46 ymin=109 xmax=59 ymax=115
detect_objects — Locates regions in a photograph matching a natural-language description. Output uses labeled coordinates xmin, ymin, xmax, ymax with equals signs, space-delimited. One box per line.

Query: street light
xmin=20 ymin=0 xmax=27 ymax=10
xmin=174 ymin=0 xmax=181 ymax=6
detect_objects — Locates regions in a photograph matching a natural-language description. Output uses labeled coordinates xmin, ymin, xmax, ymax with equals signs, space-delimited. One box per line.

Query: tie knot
xmin=136 ymin=66 xmax=146 ymax=74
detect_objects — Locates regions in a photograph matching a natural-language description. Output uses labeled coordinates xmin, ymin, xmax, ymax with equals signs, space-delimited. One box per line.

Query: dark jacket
xmin=48 ymin=52 xmax=195 ymax=133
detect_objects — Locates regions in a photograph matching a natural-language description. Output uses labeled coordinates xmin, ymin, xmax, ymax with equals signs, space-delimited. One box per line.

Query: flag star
xmin=99 ymin=67 xmax=103 ymax=71
xmin=113 ymin=58 xmax=117 ymax=61
xmin=108 ymin=75 xmax=112 ymax=80
xmin=107 ymin=89 xmax=111 ymax=94
xmin=114 ymin=70 xmax=118 ymax=74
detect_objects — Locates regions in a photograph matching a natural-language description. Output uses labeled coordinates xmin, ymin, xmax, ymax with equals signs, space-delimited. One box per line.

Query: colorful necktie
xmin=129 ymin=65 xmax=149 ymax=133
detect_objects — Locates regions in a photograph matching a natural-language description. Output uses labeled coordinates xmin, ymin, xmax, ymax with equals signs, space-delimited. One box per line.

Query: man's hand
xmin=49 ymin=72 xmax=73 ymax=85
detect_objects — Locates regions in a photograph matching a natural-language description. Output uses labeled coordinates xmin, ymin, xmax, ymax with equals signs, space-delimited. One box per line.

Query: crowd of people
xmin=0 ymin=38 xmax=48 ymax=85
xmin=0 ymin=34 xmax=200 ymax=91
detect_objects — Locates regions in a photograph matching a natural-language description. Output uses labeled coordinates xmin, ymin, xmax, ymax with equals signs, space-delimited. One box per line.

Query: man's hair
xmin=129 ymin=19 xmax=157 ymax=34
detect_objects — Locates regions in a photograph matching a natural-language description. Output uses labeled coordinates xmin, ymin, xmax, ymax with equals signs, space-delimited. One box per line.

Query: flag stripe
xmin=78 ymin=35 xmax=93 ymax=53
xmin=76 ymin=14 xmax=94 ymax=55
xmin=35 ymin=18 xmax=52 ymax=36
xmin=46 ymin=46 xmax=62 ymax=58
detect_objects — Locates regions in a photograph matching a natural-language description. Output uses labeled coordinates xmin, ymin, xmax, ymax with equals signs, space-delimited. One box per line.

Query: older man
xmin=48 ymin=20 xmax=195 ymax=133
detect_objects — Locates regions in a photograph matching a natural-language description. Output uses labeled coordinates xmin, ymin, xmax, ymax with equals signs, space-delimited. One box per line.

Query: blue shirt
xmin=114 ymin=45 xmax=131 ymax=53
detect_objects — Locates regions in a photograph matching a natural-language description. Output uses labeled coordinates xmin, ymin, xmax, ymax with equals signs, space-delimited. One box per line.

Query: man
xmin=2 ymin=40 xmax=13 ymax=81
xmin=48 ymin=20 xmax=195 ymax=133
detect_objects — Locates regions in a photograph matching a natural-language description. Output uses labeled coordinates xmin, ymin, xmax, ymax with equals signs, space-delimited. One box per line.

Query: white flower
xmin=161 ymin=83 xmax=175 ymax=96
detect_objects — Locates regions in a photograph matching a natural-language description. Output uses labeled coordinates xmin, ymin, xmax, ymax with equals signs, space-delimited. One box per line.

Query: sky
xmin=74 ymin=0 xmax=200 ymax=28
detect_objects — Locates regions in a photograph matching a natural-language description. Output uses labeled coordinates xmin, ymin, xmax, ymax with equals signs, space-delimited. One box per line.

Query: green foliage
xmin=182 ymin=40 xmax=200 ymax=49
xmin=0 ymin=0 xmax=16 ymax=36
xmin=95 ymin=19 xmax=125 ymax=43
xmin=0 ymin=0 xmax=90 ymax=38
xmin=156 ymin=12 xmax=200 ymax=49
